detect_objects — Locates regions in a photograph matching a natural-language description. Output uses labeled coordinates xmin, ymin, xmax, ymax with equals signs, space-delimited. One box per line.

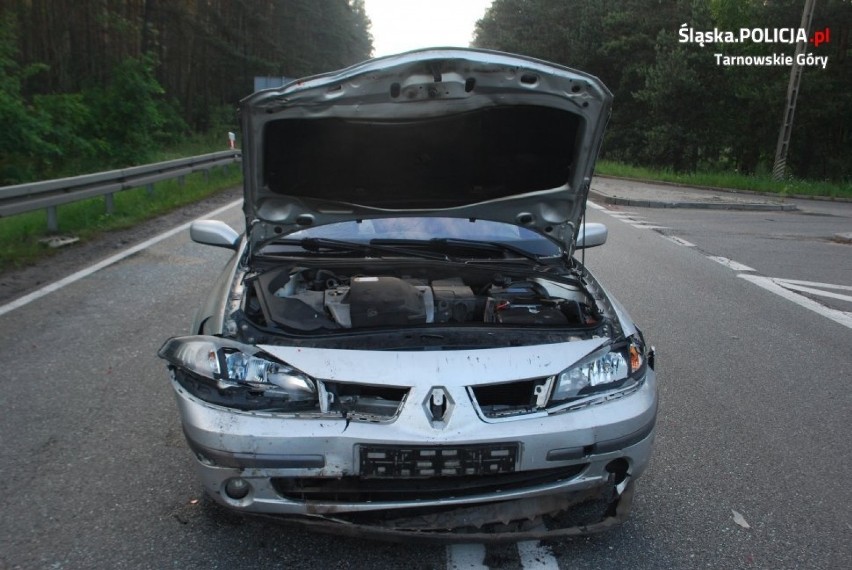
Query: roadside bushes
xmin=474 ymin=0 xmax=851 ymax=183
xmin=83 ymin=55 xmax=188 ymax=168
xmin=0 ymin=16 xmax=187 ymax=184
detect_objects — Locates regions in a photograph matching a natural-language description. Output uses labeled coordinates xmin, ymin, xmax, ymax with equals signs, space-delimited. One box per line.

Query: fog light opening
xmin=195 ymin=452 xmax=216 ymax=467
xmin=605 ymin=458 xmax=630 ymax=486
xmin=224 ymin=477 xmax=251 ymax=500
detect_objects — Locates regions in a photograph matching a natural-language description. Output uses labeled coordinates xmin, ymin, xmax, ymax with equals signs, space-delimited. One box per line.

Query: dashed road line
xmin=447 ymin=543 xmax=489 ymax=570
xmin=594 ymin=208 xmax=668 ymax=230
xmin=707 ymin=256 xmax=756 ymax=272
xmin=661 ymin=235 xmax=696 ymax=247
xmin=607 ymin=213 xmax=641 ymax=220
xmin=592 ymin=203 xmax=694 ymax=247
xmin=447 ymin=541 xmax=558 ymax=570
xmin=517 ymin=541 xmax=560 ymax=569
xmin=629 ymin=223 xmax=669 ymax=230
xmin=594 ymin=203 xmax=852 ymax=329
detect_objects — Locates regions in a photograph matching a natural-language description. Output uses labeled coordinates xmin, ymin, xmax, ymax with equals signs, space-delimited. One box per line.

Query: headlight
xmin=222 ymin=351 xmax=316 ymax=401
xmin=158 ymin=336 xmax=317 ymax=409
xmin=550 ymin=336 xmax=645 ymax=402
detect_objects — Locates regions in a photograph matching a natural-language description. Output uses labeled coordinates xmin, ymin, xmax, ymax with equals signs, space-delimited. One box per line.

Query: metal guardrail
xmin=0 ymin=150 xmax=242 ymax=231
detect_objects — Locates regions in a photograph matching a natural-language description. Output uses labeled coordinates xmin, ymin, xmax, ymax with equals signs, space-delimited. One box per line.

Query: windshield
xmin=283 ymin=217 xmax=562 ymax=257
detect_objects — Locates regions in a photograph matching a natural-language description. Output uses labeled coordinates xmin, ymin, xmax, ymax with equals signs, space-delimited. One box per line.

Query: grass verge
xmin=0 ymin=165 xmax=242 ymax=273
xmin=149 ymin=134 xmax=239 ymax=163
xmin=595 ymin=160 xmax=852 ymax=199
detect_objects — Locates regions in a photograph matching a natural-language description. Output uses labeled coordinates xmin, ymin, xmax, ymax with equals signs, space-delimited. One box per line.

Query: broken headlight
xmin=550 ymin=336 xmax=645 ymax=402
xmin=158 ymin=336 xmax=318 ymax=409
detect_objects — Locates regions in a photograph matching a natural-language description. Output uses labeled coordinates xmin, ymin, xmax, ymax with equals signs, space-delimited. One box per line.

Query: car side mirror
xmin=576 ymin=222 xmax=607 ymax=249
xmin=190 ymin=220 xmax=241 ymax=250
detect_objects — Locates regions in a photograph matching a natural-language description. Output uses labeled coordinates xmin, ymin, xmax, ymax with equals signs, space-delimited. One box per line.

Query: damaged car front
xmin=159 ymin=48 xmax=657 ymax=541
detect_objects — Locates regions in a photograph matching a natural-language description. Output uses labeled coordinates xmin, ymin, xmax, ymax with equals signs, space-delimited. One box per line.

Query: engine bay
xmin=245 ymin=265 xmax=602 ymax=332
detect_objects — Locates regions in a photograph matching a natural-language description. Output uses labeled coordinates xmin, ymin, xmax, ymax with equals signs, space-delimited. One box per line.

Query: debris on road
xmin=732 ymin=509 xmax=751 ymax=529
xmin=38 ymin=235 xmax=80 ymax=248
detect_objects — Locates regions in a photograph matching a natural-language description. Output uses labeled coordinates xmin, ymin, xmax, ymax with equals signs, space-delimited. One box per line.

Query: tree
xmin=2 ymin=0 xmax=374 ymax=131
xmin=473 ymin=0 xmax=850 ymax=181
xmin=0 ymin=12 xmax=53 ymax=183
xmin=0 ymin=0 xmax=374 ymax=180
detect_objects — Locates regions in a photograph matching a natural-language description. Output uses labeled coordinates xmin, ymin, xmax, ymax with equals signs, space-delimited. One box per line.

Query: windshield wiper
xmin=263 ymin=237 xmax=452 ymax=261
xmin=373 ymin=238 xmax=545 ymax=264
xmin=437 ymin=238 xmax=547 ymax=263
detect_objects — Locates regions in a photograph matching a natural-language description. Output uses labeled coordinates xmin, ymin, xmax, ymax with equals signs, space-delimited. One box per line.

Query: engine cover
xmin=349 ymin=277 xmax=428 ymax=327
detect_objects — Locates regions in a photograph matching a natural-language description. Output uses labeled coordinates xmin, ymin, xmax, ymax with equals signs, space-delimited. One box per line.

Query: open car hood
xmin=240 ymin=48 xmax=612 ymax=254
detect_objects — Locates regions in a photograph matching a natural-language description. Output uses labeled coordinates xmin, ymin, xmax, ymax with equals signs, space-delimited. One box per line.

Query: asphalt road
xmin=0 ymin=194 xmax=849 ymax=569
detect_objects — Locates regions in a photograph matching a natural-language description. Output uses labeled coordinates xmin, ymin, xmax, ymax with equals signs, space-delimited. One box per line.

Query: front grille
xmin=470 ymin=379 xmax=549 ymax=418
xmin=323 ymin=382 xmax=409 ymax=420
xmin=360 ymin=443 xmax=519 ymax=478
xmin=271 ymin=464 xmax=587 ymax=502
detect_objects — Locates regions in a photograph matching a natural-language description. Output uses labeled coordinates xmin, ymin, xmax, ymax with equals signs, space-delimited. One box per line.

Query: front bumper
xmin=247 ymin=480 xmax=639 ymax=543
xmin=173 ymin=368 xmax=657 ymax=541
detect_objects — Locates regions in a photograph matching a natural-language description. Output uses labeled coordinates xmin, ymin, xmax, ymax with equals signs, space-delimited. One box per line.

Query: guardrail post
xmin=105 ymin=193 xmax=115 ymax=214
xmin=203 ymin=169 xmax=210 ymax=183
xmin=178 ymin=175 xmax=185 ymax=186
xmin=146 ymin=183 xmax=154 ymax=196
xmin=47 ymin=206 xmax=58 ymax=232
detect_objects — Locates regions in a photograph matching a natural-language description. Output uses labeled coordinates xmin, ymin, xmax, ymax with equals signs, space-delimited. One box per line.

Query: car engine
xmin=247 ymin=266 xmax=600 ymax=331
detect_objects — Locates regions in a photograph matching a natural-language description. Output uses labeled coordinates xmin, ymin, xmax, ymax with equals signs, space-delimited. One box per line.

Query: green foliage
xmin=0 ymin=13 xmax=54 ymax=183
xmin=474 ymin=0 xmax=850 ymax=183
xmin=1 ymin=13 xmax=190 ymax=183
xmin=84 ymin=55 xmax=188 ymax=166
xmin=636 ymin=45 xmax=703 ymax=170
xmin=0 ymin=166 xmax=242 ymax=272
xmin=31 ymin=93 xmax=97 ymax=170
xmin=204 ymin=105 xmax=240 ymax=141
xmin=596 ymin=160 xmax=852 ymax=199
xmin=0 ymin=0 xmax=373 ymax=183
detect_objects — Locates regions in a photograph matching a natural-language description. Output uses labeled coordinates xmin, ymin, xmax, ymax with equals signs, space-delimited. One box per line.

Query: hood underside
xmin=240 ymin=48 xmax=613 ymax=253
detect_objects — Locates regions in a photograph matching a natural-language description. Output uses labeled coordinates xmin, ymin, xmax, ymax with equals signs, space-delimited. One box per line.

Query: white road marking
xmin=738 ymin=274 xmax=852 ymax=330
xmin=590 ymin=201 xmax=851 ymax=327
xmin=0 ymin=199 xmax=243 ymax=318
xmin=594 ymin=209 xmax=669 ymax=229
xmin=517 ymin=541 xmax=560 ymax=569
xmin=587 ymin=201 xmax=604 ymax=210
xmin=707 ymin=256 xmax=756 ymax=272
xmin=773 ymin=280 xmax=852 ymax=303
xmin=630 ymin=223 xmax=669 ymax=230
xmin=662 ymin=235 xmax=696 ymax=247
xmin=447 ymin=543 xmax=489 ymax=570
xmin=773 ymin=278 xmax=852 ymax=292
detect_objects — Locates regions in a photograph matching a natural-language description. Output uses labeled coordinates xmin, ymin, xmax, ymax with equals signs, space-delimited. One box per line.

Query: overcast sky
xmin=363 ymin=0 xmax=494 ymax=57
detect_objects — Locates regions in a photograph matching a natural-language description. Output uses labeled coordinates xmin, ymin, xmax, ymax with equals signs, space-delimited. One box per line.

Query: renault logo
xmin=423 ymin=387 xmax=454 ymax=426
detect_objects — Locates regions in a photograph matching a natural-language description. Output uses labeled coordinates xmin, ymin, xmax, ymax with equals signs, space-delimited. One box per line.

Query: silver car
xmin=159 ymin=48 xmax=657 ymax=541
